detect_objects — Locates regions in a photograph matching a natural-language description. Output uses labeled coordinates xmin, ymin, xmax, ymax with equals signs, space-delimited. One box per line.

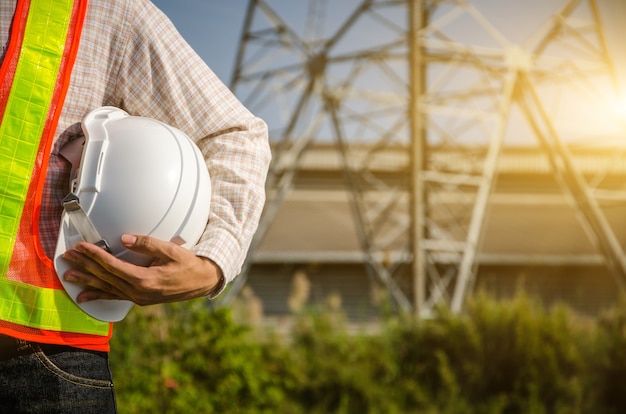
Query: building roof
xmin=255 ymin=145 xmax=626 ymax=266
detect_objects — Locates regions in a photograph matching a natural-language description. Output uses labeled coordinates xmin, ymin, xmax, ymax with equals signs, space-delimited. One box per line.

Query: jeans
xmin=0 ymin=340 xmax=116 ymax=414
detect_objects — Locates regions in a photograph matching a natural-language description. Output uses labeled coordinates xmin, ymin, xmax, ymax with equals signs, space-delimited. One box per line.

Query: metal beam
xmin=224 ymin=0 xmax=624 ymax=316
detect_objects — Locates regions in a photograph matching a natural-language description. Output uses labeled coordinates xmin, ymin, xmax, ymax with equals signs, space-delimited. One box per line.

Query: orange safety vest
xmin=0 ymin=0 xmax=112 ymax=352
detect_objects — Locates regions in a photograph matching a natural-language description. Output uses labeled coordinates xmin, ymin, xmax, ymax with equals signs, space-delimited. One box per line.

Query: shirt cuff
xmin=191 ymin=226 xmax=245 ymax=298
xmin=205 ymin=271 xmax=226 ymax=299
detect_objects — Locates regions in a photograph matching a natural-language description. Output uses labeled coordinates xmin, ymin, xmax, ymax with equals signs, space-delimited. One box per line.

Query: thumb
xmin=121 ymin=234 xmax=170 ymax=259
xmin=121 ymin=234 xmax=138 ymax=247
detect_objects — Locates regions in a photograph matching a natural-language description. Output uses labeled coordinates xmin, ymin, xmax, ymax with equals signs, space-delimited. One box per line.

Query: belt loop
xmin=15 ymin=338 xmax=31 ymax=352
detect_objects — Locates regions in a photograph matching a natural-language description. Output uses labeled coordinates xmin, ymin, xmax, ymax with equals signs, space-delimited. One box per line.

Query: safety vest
xmin=0 ymin=0 xmax=112 ymax=351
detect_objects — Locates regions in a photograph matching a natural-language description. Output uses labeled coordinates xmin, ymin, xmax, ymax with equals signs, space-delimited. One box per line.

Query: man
xmin=0 ymin=0 xmax=270 ymax=412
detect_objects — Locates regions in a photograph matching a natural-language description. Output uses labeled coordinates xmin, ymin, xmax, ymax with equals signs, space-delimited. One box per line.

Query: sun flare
xmin=609 ymin=93 xmax=626 ymax=123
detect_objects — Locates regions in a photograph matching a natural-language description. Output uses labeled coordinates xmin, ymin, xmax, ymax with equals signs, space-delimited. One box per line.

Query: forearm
xmin=192 ymin=114 xmax=271 ymax=288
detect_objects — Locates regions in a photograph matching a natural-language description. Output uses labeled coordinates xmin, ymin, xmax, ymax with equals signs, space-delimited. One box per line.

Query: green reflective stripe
xmin=0 ymin=279 xmax=108 ymax=335
xmin=0 ymin=0 xmax=74 ymax=275
xmin=0 ymin=0 xmax=109 ymax=335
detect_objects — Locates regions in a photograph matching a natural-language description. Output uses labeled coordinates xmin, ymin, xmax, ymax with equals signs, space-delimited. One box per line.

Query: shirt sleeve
xmin=111 ymin=0 xmax=271 ymax=288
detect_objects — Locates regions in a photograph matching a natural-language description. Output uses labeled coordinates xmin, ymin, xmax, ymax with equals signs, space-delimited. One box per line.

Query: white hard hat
xmin=54 ymin=106 xmax=211 ymax=322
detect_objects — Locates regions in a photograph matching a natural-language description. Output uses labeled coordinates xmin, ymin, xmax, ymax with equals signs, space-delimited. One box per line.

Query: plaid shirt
xmin=0 ymin=0 xmax=270 ymax=288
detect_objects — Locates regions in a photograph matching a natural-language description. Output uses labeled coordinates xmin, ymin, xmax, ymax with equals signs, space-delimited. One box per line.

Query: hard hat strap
xmin=59 ymin=136 xmax=86 ymax=189
xmin=61 ymin=194 xmax=112 ymax=253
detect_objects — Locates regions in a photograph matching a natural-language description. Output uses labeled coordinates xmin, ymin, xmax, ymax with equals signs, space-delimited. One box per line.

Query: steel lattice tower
xmin=221 ymin=0 xmax=625 ymax=316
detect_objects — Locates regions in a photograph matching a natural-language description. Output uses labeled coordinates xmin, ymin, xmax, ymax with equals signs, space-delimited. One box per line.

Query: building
xmin=240 ymin=144 xmax=626 ymax=325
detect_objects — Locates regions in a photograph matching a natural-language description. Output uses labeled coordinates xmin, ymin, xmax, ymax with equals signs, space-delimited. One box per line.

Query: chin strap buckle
xmin=62 ymin=193 xmax=111 ymax=253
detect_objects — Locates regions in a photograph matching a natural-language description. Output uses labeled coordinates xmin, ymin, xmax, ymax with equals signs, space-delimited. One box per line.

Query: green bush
xmin=110 ymin=299 xmax=288 ymax=413
xmin=379 ymin=293 xmax=587 ymax=414
xmin=279 ymin=310 xmax=407 ymax=413
xmin=586 ymin=294 xmax=626 ymax=414
xmin=109 ymin=291 xmax=626 ymax=413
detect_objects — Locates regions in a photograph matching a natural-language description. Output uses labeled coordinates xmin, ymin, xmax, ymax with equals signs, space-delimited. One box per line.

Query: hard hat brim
xmin=54 ymin=212 xmax=134 ymax=322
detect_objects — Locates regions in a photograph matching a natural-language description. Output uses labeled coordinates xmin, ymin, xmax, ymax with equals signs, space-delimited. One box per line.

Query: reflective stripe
xmin=0 ymin=279 xmax=109 ymax=335
xmin=0 ymin=0 xmax=73 ymax=274
xmin=0 ymin=0 xmax=110 ymax=336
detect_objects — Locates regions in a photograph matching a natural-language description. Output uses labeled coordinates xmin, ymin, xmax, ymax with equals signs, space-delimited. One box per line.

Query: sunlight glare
xmin=610 ymin=93 xmax=626 ymax=124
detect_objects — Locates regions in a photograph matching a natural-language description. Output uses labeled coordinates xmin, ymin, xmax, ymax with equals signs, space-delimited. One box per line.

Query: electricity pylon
xmin=222 ymin=0 xmax=625 ymax=316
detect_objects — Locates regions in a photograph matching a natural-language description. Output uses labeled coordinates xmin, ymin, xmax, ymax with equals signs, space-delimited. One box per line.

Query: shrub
xmin=108 ymin=291 xmax=626 ymax=413
xmin=587 ymin=294 xmax=626 ymax=414
xmin=110 ymin=299 xmax=288 ymax=413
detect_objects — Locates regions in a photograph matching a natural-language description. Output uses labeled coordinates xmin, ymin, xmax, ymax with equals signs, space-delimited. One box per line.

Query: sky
xmin=152 ymin=0 xmax=626 ymax=90
xmin=151 ymin=0 xmax=626 ymax=147
xmin=151 ymin=0 xmax=247 ymax=84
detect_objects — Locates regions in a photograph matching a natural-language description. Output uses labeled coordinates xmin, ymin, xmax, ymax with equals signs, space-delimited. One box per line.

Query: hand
xmin=61 ymin=234 xmax=223 ymax=305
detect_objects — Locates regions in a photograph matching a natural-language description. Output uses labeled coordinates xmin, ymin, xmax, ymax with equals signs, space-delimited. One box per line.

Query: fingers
xmin=76 ymin=289 xmax=122 ymax=302
xmin=65 ymin=269 xmax=127 ymax=303
xmin=67 ymin=240 xmax=135 ymax=276
xmin=62 ymin=243 xmax=137 ymax=301
xmin=61 ymin=235 xmax=208 ymax=306
xmin=62 ymin=236 xmax=172 ymax=305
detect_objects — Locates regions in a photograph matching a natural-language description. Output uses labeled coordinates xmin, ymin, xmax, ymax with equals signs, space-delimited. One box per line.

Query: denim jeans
xmin=0 ymin=341 xmax=116 ymax=413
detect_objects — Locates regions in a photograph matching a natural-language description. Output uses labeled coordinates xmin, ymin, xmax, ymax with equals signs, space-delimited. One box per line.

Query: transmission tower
xmin=223 ymin=0 xmax=625 ymax=316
